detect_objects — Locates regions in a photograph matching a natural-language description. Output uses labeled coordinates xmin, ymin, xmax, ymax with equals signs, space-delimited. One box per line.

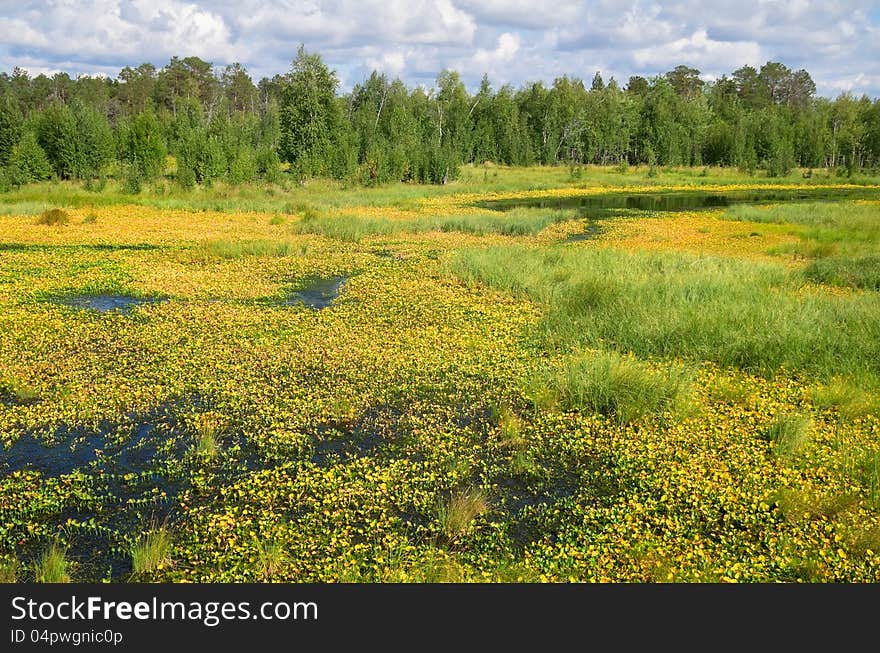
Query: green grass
xmin=34 ymin=544 xmax=71 ymax=583
xmin=205 ymin=239 xmax=303 ymax=259
xmin=724 ymin=202 xmax=880 ymax=290
xmin=0 ymin=558 xmax=18 ymax=583
xmin=435 ymin=207 xmax=576 ymax=236
xmin=804 ymin=255 xmax=880 ymax=290
xmin=131 ymin=527 xmax=172 ymax=575
xmin=724 ymin=201 xmax=880 ymax=236
xmin=764 ymin=413 xmax=812 ymax=456
xmin=35 ymin=208 xmax=70 ymax=226
xmin=707 ymin=375 xmax=755 ymax=406
xmin=290 ymin=207 xmax=577 ymax=242
xmin=812 ymin=379 xmax=877 ymax=421
xmin=0 ymin=376 xmax=40 ymax=404
xmin=727 ymin=200 xmax=880 ymax=259
xmin=530 ymin=350 xmax=695 ymax=424
xmin=493 ymin=404 xmax=525 ymax=447
xmin=256 ymin=540 xmax=288 ymax=581
xmin=192 ymin=413 xmax=222 ymax=458
xmin=451 ymin=245 xmax=880 ymax=383
xmin=438 ymin=487 xmax=489 ymax=540
xmin=5 ymin=165 xmax=874 ymax=217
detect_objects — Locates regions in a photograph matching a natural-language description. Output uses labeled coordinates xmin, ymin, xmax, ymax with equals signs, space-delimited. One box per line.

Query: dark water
xmin=0 ymin=401 xmax=200 ymax=579
xmin=564 ymin=222 xmax=604 ymax=242
xmin=478 ymin=187 xmax=880 ymax=244
xmin=0 ymin=428 xmax=106 ymax=476
xmin=57 ymin=294 xmax=167 ymax=313
xmin=285 ymin=276 xmax=346 ymax=309
xmin=478 ymin=187 xmax=880 ymax=215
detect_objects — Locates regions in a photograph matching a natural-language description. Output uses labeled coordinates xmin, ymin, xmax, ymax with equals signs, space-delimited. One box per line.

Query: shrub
xmin=6 ymin=131 xmax=53 ymax=186
xmin=122 ymin=164 xmax=143 ymax=194
xmin=176 ymin=164 xmax=196 ymax=190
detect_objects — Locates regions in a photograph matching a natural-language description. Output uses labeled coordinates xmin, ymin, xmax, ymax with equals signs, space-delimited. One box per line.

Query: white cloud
xmin=631 ymin=29 xmax=763 ymax=72
xmin=0 ymin=0 xmax=877 ymax=96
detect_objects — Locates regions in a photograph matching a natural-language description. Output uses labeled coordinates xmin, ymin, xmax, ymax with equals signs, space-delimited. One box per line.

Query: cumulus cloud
xmin=0 ymin=0 xmax=877 ymax=96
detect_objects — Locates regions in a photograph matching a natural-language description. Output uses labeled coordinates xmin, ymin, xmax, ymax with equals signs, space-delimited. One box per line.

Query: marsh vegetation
xmin=1 ymin=166 xmax=879 ymax=582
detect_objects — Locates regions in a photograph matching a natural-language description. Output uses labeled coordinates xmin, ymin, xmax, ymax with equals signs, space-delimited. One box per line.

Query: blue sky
xmin=1 ymin=1 xmax=878 ymax=97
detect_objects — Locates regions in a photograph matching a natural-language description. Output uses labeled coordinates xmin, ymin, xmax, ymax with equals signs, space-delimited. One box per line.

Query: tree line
xmin=1 ymin=47 xmax=879 ymax=190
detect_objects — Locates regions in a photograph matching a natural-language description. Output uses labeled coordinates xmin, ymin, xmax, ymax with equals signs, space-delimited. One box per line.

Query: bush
xmin=256 ymin=145 xmax=282 ymax=183
xmin=176 ymin=164 xmax=196 ymax=190
xmin=6 ymin=131 xmax=53 ymax=186
xmin=122 ymin=164 xmax=143 ymax=194
xmin=228 ymin=146 xmax=257 ymax=184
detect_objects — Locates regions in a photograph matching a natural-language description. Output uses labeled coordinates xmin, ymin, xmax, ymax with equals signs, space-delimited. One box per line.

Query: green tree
xmin=118 ymin=108 xmax=167 ymax=178
xmin=279 ymin=46 xmax=342 ymax=178
xmin=36 ymin=101 xmax=77 ymax=178
xmin=0 ymin=91 xmax=23 ymax=165
xmin=6 ymin=131 xmax=53 ymax=185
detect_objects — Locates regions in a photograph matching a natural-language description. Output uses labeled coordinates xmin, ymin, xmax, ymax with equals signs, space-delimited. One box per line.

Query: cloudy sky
xmin=1 ymin=1 xmax=879 ymax=97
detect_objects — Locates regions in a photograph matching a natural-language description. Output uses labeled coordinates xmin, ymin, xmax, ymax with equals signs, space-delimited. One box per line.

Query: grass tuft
xmin=812 ymin=379 xmax=875 ymax=421
xmin=193 ymin=412 xmax=223 ymax=458
xmin=205 ymin=239 xmax=300 ymax=259
xmin=764 ymin=413 xmax=812 ymax=456
xmin=256 ymin=540 xmax=288 ymax=581
xmin=531 ymin=350 xmax=694 ymax=425
xmin=493 ymin=404 xmax=525 ymax=447
xmin=131 ymin=527 xmax=172 ymax=575
xmin=35 ymin=208 xmax=70 ymax=226
xmin=34 ymin=543 xmax=71 ymax=583
xmin=438 ymin=486 xmax=489 ymax=540
xmin=0 ymin=557 xmax=19 ymax=583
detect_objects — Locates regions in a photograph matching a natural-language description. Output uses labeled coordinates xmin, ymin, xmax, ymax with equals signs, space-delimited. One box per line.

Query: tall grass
xmin=256 ymin=540 xmax=288 ymax=581
xmin=804 ymin=255 xmax=880 ymax=290
xmin=437 ymin=486 xmax=489 ymax=540
xmin=451 ymin=245 xmax=880 ymax=382
xmin=205 ymin=239 xmax=302 ymax=259
xmin=725 ymin=201 xmax=880 ymax=290
xmin=131 ymin=527 xmax=172 ymax=574
xmin=724 ymin=201 xmax=880 ymax=237
xmin=764 ymin=413 xmax=812 ymax=456
xmin=35 ymin=208 xmax=70 ymax=226
xmin=290 ymin=207 xmax=577 ymax=242
xmin=34 ymin=544 xmax=71 ymax=583
xmin=530 ymin=350 xmax=695 ymax=424
xmin=0 ymin=558 xmax=19 ymax=583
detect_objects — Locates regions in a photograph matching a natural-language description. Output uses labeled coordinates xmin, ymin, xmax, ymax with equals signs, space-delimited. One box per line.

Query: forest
xmin=1 ymin=47 xmax=879 ymax=191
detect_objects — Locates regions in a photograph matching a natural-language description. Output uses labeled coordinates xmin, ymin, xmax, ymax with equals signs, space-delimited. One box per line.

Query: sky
xmin=1 ymin=0 xmax=879 ymax=97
